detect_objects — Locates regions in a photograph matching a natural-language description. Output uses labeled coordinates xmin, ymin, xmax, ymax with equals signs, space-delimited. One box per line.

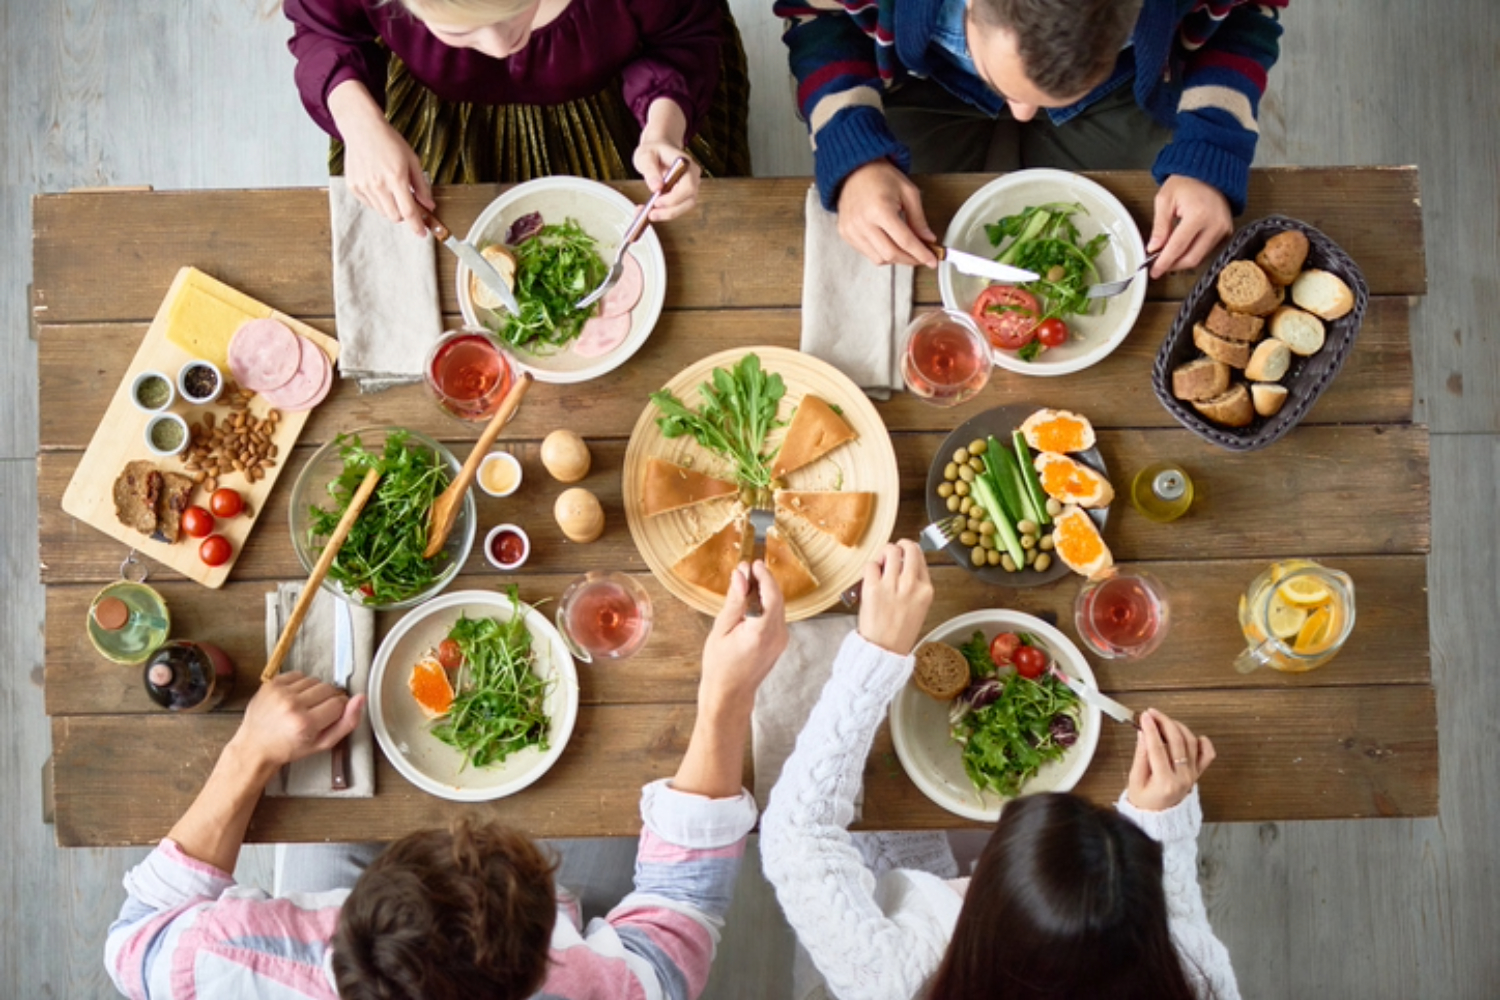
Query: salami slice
xmin=261 ymin=335 xmax=332 ymax=411
xmin=597 ymin=252 xmax=644 ymax=318
xmin=571 ymin=313 xmax=632 ymax=359
xmin=227 ymin=318 xmax=301 ymax=391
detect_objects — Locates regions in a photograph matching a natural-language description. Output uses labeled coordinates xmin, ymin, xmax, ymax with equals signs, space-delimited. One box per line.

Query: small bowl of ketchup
xmin=484 ymin=524 xmax=531 ymax=571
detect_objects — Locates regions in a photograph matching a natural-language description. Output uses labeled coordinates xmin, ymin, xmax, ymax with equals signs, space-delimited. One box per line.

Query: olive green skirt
xmin=330 ymin=8 xmax=751 ymax=184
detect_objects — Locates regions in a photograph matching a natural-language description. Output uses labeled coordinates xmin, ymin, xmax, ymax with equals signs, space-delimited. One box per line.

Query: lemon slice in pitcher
xmin=1267 ymin=591 xmax=1309 ymax=639
xmin=1293 ymin=606 xmax=1337 ymax=655
xmin=1278 ymin=576 xmax=1332 ymax=607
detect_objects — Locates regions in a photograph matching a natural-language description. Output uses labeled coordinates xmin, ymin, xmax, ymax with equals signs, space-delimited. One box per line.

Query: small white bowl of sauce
xmin=478 ymin=450 xmax=523 ymax=498
xmin=484 ymin=524 xmax=530 ymax=571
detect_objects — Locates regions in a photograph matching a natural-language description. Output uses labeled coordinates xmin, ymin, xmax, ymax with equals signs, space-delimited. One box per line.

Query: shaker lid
xmin=94 ymin=596 xmax=130 ymax=631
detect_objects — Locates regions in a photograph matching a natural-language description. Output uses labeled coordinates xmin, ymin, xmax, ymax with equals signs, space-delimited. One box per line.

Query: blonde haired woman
xmin=285 ymin=0 xmax=749 ymax=233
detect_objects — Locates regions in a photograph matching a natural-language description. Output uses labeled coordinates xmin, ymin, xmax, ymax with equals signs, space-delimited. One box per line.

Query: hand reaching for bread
xmin=857 ymin=541 xmax=933 ymax=656
xmin=1148 ymin=176 xmax=1235 ymax=278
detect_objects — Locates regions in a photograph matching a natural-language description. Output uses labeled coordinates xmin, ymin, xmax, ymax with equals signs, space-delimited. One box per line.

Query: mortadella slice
xmin=597 ymin=252 xmax=644 ymax=318
xmin=227 ymin=318 xmax=302 ymax=391
xmin=260 ymin=335 xmax=332 ymax=411
xmin=571 ymin=313 xmax=632 ymax=359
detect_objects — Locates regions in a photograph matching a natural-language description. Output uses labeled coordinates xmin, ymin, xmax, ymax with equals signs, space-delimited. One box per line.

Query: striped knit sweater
xmin=776 ymin=0 xmax=1285 ymax=213
xmin=104 ymin=780 xmax=756 ymax=1000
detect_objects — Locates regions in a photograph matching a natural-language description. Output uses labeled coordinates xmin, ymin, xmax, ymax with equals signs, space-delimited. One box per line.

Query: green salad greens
xmin=985 ymin=203 xmax=1110 ymax=361
xmin=307 ymin=432 xmax=451 ymax=606
xmin=489 ymin=220 xmax=607 ymax=353
xmin=950 ymin=630 xmax=1080 ymax=798
xmin=431 ymin=591 xmax=552 ymax=770
xmin=650 ymin=353 xmax=787 ymax=491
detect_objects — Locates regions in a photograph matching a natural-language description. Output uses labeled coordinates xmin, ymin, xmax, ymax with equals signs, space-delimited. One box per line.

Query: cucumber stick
xmin=971 ymin=472 xmax=1025 ymax=566
xmin=992 ymin=437 xmax=1043 ymax=525
xmin=988 ymin=447 xmax=1030 ymax=524
xmin=1012 ymin=432 xmax=1052 ymax=527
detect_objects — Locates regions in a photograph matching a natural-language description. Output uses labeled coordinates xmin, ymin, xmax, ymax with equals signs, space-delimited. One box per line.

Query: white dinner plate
xmin=890 ymin=609 xmax=1101 ymax=821
xmin=939 ymin=169 xmax=1147 ymax=377
xmin=369 ymin=589 xmax=579 ymax=802
xmin=458 ymin=176 xmax=667 ymax=384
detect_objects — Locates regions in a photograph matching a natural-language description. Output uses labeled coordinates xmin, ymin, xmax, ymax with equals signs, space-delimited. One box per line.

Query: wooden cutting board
xmin=61 ymin=267 xmax=339 ymax=588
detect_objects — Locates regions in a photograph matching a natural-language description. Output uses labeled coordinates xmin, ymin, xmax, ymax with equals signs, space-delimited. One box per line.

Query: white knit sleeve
xmin=1116 ymin=788 xmax=1242 ymax=1000
xmin=761 ymin=632 xmax=955 ymax=1000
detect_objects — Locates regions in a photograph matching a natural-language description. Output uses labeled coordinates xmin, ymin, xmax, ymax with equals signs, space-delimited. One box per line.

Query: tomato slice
xmin=989 ymin=632 xmax=1022 ymax=666
xmin=436 ymin=638 xmax=463 ymax=671
xmin=1012 ymin=644 xmax=1049 ymax=680
xmin=1035 ymin=317 xmax=1069 ymax=349
xmin=970 ymin=285 xmax=1040 ymax=351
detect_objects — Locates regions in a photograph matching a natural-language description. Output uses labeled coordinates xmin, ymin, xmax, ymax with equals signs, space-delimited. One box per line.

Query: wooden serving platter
xmin=623 ymin=346 xmax=899 ymax=621
xmin=61 ymin=267 xmax=339 ymax=588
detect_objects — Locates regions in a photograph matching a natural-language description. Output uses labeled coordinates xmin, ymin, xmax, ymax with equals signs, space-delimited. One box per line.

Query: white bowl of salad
xmin=457 ymin=176 xmax=667 ymax=385
xmin=939 ymin=168 xmax=1147 ymax=377
xmin=890 ymin=609 xmax=1101 ymax=821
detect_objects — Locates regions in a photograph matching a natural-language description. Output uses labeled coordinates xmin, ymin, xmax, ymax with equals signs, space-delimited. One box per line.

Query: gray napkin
xmin=328 ymin=177 xmax=444 ymax=393
xmin=263 ymin=583 xmax=377 ymax=798
xmin=800 ymin=186 xmax=913 ymax=399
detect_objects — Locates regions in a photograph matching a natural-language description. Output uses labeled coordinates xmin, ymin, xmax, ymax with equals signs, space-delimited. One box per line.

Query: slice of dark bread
xmin=913 ymin=642 xmax=971 ymax=701
xmin=1205 ymin=302 xmax=1265 ymax=343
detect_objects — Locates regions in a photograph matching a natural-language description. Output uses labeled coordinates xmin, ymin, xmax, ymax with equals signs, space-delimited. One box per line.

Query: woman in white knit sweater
xmin=761 ymin=541 xmax=1240 ymax=1000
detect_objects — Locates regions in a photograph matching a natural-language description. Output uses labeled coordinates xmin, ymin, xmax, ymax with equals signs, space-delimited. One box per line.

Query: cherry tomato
xmin=970 ymin=285 xmax=1040 ymax=351
xmin=181 ymin=505 xmax=215 ymax=538
xmin=989 ymin=632 xmax=1021 ymax=666
xmin=436 ymin=638 xmax=463 ymax=671
xmin=1035 ymin=317 xmax=1070 ymax=349
xmin=198 ymin=534 xmax=232 ymax=567
xmin=209 ymin=488 xmax=243 ymax=518
xmin=1013 ymin=644 xmax=1049 ymax=680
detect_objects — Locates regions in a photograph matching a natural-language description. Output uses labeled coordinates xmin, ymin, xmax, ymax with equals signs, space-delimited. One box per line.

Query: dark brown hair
xmin=927 ymin=793 xmax=1203 ymax=1000
xmin=332 ymin=819 xmax=558 ymax=1000
xmin=970 ymin=0 xmax=1143 ymax=99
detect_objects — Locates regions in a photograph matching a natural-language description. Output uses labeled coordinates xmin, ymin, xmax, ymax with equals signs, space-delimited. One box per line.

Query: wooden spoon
xmin=424 ymin=371 xmax=534 ymax=558
xmin=261 ymin=466 xmax=382 ymax=683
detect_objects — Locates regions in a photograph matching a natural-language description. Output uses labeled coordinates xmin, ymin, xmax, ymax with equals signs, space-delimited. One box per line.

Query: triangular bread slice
xmin=673 ymin=514 xmax=750 ymax=595
xmin=764 ymin=525 xmax=818 ymax=601
xmin=774 ymin=491 xmax=875 ymax=547
xmin=642 ymin=457 xmax=739 ymax=517
xmin=772 ymin=396 xmax=856 ymax=478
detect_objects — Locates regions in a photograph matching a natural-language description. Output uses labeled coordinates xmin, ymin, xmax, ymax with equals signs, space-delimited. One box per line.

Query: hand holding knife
xmin=330 ymin=599 xmax=356 ymax=790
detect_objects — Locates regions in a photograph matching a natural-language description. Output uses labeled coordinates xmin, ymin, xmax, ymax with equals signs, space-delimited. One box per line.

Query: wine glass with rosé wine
xmin=424 ymin=327 xmax=515 ymax=422
xmin=900 ymin=310 xmax=993 ymax=407
xmin=1074 ymin=567 xmax=1170 ymax=660
xmin=556 ymin=571 xmax=653 ymax=663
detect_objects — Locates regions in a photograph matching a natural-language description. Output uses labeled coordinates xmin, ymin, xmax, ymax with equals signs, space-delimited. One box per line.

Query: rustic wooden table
xmin=33 ymin=169 xmax=1434 ymax=847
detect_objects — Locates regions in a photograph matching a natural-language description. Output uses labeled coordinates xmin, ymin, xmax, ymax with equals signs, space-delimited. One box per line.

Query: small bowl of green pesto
xmin=144 ymin=412 xmax=190 ymax=458
xmin=131 ymin=370 xmax=176 ymax=413
xmin=177 ymin=359 xmax=223 ymax=405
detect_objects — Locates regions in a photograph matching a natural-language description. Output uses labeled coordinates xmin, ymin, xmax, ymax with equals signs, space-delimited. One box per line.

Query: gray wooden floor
xmin=3 ymin=1 xmax=1496 ymax=996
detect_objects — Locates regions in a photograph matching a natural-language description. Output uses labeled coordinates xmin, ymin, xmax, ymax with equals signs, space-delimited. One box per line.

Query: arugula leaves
xmin=985 ymin=202 xmax=1110 ymax=328
xmin=650 ymin=353 xmax=787 ymax=489
xmin=488 ymin=220 xmax=608 ymax=353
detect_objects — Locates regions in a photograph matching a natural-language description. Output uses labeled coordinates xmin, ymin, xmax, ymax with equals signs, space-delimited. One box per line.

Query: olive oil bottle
xmin=1130 ymin=463 xmax=1194 ymax=523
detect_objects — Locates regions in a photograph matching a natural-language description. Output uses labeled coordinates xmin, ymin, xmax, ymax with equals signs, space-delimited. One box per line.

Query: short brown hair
xmin=333 ymin=819 xmax=558 ymax=1000
xmin=971 ymin=0 xmax=1143 ymax=99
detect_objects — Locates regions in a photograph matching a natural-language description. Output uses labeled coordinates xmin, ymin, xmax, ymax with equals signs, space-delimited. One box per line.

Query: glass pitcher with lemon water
xmin=1236 ymin=560 xmax=1355 ymax=673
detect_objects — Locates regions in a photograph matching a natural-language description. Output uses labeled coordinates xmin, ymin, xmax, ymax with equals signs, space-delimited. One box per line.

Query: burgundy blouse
xmin=284 ymin=0 xmax=723 ymax=141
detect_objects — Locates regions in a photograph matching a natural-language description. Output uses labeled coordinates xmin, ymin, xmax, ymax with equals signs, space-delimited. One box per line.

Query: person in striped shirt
xmin=777 ymin=0 xmax=1286 ymax=278
xmin=105 ymin=561 xmax=789 ymax=1000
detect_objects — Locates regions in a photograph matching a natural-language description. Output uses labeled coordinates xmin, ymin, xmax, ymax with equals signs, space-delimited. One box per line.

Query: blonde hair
xmin=392 ymin=0 xmax=539 ymax=28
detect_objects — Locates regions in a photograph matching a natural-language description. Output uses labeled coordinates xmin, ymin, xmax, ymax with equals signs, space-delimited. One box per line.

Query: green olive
xmin=987 ymin=549 xmax=1003 ymax=566
xmin=1045 ymin=498 xmax=1063 ymax=517
xmin=972 ymin=505 xmax=988 ymax=520
xmin=1001 ymin=554 xmax=1018 ymax=572
xmin=953 ymin=447 xmax=971 ymax=464
xmin=1039 ymin=535 xmax=1056 ymax=551
xmin=968 ymin=457 xmax=986 ymax=473
xmin=968 ymin=438 xmax=988 ymax=455
xmin=960 ymin=497 xmax=973 ymax=514
xmin=937 ymin=482 xmax=954 ymax=498
xmin=1017 ymin=519 xmax=1039 ymax=535
xmin=944 ymin=462 xmax=959 ymax=482
xmin=954 ymin=480 xmax=970 ymax=497
xmin=1034 ymin=552 xmax=1053 ymax=572
xmin=979 ymin=521 xmax=996 ymax=536
xmin=971 ymin=546 xmax=987 ymax=567
xmin=959 ymin=530 xmax=978 ymax=546
xmin=946 ymin=495 xmax=962 ymax=512
xmin=1047 ymin=264 xmax=1066 ymax=283
xmin=1020 ymin=534 xmax=1036 ymax=550
xmin=980 ymin=534 xmax=996 ymax=551
xmin=1024 ymin=547 xmax=1038 ymax=566
xmin=958 ymin=465 xmax=976 ymax=483
xmin=966 ymin=517 xmax=982 ymax=533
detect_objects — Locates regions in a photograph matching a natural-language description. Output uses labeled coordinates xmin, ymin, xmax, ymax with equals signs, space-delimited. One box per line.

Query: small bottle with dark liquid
xmin=1130 ymin=463 xmax=1194 ymax=523
xmin=144 ymin=640 xmax=236 ymax=712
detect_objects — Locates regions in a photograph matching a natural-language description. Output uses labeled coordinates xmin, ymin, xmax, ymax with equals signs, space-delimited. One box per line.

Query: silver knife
xmin=330 ymin=598 xmax=355 ymax=790
xmin=1049 ymin=665 xmax=1138 ymax=728
xmin=930 ymin=243 xmax=1041 ymax=284
xmin=422 ymin=209 xmax=522 ymax=315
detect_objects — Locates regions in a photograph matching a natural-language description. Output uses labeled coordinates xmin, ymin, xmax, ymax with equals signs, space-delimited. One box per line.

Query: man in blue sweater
xmin=777 ymin=0 xmax=1285 ymax=277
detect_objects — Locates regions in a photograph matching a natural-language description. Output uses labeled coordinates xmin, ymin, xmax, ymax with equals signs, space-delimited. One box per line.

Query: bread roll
xmin=1255 ymin=230 xmax=1310 ymax=286
xmin=1205 ymin=302 xmax=1264 ymax=343
xmin=913 ymin=642 xmax=971 ymax=701
xmin=1193 ymin=323 xmax=1252 ymax=369
xmin=1217 ymin=260 xmax=1281 ymax=316
xmin=1172 ymin=357 xmax=1232 ymax=401
xmin=1269 ymin=305 xmax=1327 ymax=356
xmin=1251 ymin=383 xmax=1289 ymax=417
xmin=1191 ymin=384 xmax=1255 ymax=427
xmin=1245 ymin=339 xmax=1292 ymax=382
xmin=1291 ymin=269 xmax=1355 ymax=320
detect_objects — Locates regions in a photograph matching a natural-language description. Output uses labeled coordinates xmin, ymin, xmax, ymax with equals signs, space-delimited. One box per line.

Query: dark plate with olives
xmin=925 ymin=404 xmax=1109 ymax=588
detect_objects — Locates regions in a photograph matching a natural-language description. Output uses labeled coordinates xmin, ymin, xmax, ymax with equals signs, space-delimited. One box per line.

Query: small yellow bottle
xmin=1130 ymin=463 xmax=1194 ymax=522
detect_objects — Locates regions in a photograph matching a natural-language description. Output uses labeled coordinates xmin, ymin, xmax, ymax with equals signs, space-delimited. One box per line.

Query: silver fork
xmin=575 ymin=156 xmax=690 ymax=311
xmin=1085 ymin=251 xmax=1161 ymax=299
xmin=744 ymin=505 xmax=775 ymax=618
xmin=839 ymin=513 xmax=965 ymax=610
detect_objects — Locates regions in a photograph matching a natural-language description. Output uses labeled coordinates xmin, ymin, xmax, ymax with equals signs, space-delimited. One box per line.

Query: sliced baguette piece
xmin=1193 ymin=323 xmax=1252 ymax=369
xmin=1033 ymin=452 xmax=1115 ymax=509
xmin=1019 ymin=408 xmax=1095 ymax=454
xmin=913 ymin=641 xmax=971 ymax=701
xmin=1245 ymin=339 xmax=1292 ymax=382
xmin=1251 ymin=383 xmax=1289 ymax=417
xmin=1217 ymin=260 xmax=1281 ymax=316
xmin=1290 ymin=269 xmax=1355 ymax=320
xmin=1051 ymin=505 xmax=1114 ymax=580
xmin=1205 ymin=302 xmax=1264 ymax=343
xmin=1255 ymin=230 xmax=1310 ymax=286
xmin=1269 ymin=305 xmax=1326 ymax=356
xmin=1190 ymin=383 xmax=1255 ymax=427
xmin=1172 ymin=357 xmax=1232 ymax=401
xmin=469 ymin=245 xmax=518 ymax=312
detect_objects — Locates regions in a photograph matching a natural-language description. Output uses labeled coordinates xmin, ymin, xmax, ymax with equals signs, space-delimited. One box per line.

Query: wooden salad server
xmin=424 ymin=371 xmax=534 ymax=558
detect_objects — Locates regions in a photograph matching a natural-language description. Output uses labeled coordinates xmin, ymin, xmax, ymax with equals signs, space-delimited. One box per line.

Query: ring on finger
xmin=1174 ymin=757 xmax=1189 ymax=765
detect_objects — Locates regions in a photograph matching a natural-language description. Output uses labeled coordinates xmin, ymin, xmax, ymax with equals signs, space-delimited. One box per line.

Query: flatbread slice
xmin=156 ymin=472 xmax=196 ymax=543
xmin=772 ymin=395 xmax=856 ymax=478
xmin=113 ymin=460 xmax=161 ymax=535
xmin=765 ymin=526 xmax=818 ymax=601
xmin=642 ymin=457 xmax=739 ymax=517
xmin=673 ymin=514 xmax=750 ymax=595
xmin=774 ymin=491 xmax=875 ymax=547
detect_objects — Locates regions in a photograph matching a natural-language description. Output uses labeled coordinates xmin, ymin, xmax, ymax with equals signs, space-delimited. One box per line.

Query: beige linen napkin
xmin=752 ymin=615 xmax=859 ymax=807
xmin=263 ymin=583 xmax=376 ymax=798
xmin=800 ymin=186 xmax=914 ymax=399
xmin=328 ymin=177 xmax=444 ymax=393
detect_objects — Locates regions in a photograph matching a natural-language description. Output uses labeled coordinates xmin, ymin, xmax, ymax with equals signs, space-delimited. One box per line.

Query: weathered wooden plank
xmin=36 ymin=424 xmax=1432 ymax=585
xmin=30 ymin=169 xmax=1426 ymax=326
xmin=35 ymin=297 xmax=1415 ymax=449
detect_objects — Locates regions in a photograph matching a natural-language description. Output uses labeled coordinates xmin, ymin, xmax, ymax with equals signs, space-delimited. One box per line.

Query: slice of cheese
xmin=165 ymin=269 xmax=270 ymax=370
xmin=642 ymin=457 xmax=739 ymax=517
xmin=764 ymin=526 xmax=818 ymax=601
xmin=774 ymin=491 xmax=875 ymax=547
